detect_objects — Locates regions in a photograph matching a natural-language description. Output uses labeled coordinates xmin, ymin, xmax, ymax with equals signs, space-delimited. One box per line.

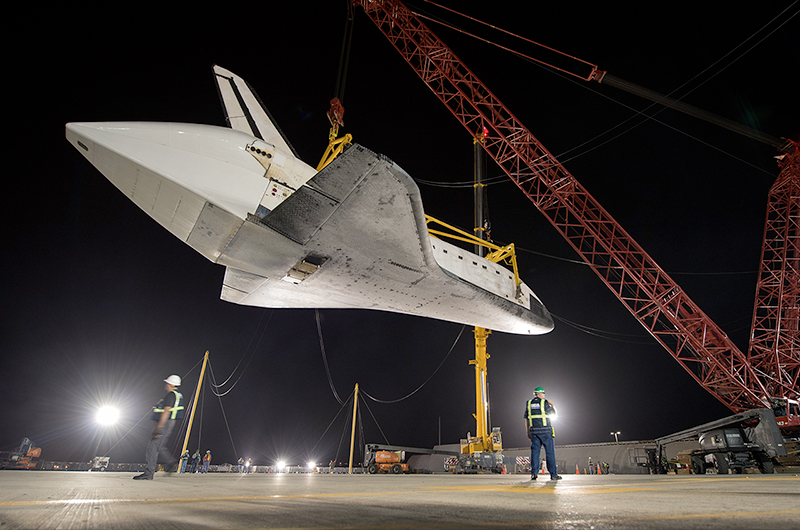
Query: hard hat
xmin=164 ymin=375 xmax=182 ymax=386
xmin=534 ymin=386 xmax=545 ymax=394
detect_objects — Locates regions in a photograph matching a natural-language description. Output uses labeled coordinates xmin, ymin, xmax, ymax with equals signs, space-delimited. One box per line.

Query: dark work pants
xmin=144 ymin=420 xmax=177 ymax=477
xmin=530 ymin=427 xmax=558 ymax=478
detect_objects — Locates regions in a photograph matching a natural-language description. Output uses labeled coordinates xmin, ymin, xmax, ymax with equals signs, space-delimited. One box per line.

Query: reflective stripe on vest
xmin=526 ymin=397 xmax=548 ymax=428
xmin=153 ymin=390 xmax=184 ymax=420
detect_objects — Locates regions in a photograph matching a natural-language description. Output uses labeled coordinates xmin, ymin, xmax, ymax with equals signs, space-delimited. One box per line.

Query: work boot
xmin=550 ymin=475 xmax=563 ymax=480
xmin=132 ymin=473 xmax=153 ymax=480
xmin=531 ymin=473 xmax=537 ymax=480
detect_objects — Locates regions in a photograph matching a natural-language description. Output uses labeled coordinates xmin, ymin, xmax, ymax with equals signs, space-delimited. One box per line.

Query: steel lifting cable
xmin=596 ymin=4 xmax=798 ymax=153
xmin=195 ymin=373 xmax=204 ymax=452
xmin=101 ymin=410 xmax=151 ymax=457
xmin=307 ymin=392 xmax=353 ymax=457
xmin=356 ymin=402 xmax=372 ymax=464
xmin=333 ymin=0 xmax=356 ymax=107
xmin=550 ymin=313 xmax=655 ymax=345
xmin=418 ymin=0 xmax=599 ymax=81
xmin=309 ymin=388 xmax=391 ymax=459
xmin=207 ymin=360 xmax=238 ymax=458
xmin=211 ymin=309 xmax=274 ymax=393
xmin=316 ymin=309 xmax=344 ymax=404
xmin=333 ymin=395 xmax=355 ymax=463
xmin=361 ymin=324 xmax=466 ymax=403
xmin=412 ymin=1 xmax=796 ymax=178
xmin=357 ymin=394 xmax=390 ymax=444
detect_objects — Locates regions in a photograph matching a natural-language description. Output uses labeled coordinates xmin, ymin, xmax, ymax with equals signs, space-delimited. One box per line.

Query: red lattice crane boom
xmin=352 ymin=0 xmax=799 ymax=423
xmin=749 ymin=152 xmax=800 ymax=409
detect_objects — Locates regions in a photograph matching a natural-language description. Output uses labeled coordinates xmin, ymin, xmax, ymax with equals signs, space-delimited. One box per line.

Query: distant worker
xmin=246 ymin=457 xmax=252 ymax=474
xmin=202 ymin=450 xmax=211 ymax=473
xmin=524 ymin=386 xmax=562 ymax=481
xmin=133 ymin=375 xmax=185 ymax=480
xmin=190 ymin=450 xmax=200 ymax=473
xmin=179 ymin=450 xmax=190 ymax=473
xmin=238 ymin=457 xmax=245 ymax=474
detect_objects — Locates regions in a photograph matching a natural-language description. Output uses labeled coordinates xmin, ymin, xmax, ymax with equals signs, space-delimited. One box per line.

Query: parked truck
xmin=89 ymin=456 xmax=111 ymax=472
xmin=654 ymin=408 xmax=787 ymax=474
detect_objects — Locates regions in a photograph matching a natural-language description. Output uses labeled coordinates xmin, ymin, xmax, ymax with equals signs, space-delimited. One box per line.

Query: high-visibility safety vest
xmin=153 ymin=390 xmax=184 ymax=420
xmin=526 ymin=397 xmax=551 ymax=428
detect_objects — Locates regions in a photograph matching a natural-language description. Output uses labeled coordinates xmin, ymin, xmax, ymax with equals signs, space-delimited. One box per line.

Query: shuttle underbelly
xmin=217 ymin=144 xmax=552 ymax=335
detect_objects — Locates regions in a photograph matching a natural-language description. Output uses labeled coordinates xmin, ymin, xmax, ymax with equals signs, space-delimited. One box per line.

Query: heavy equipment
xmin=364 ymin=444 xmax=414 ymax=474
xmin=457 ymin=427 xmax=505 ymax=473
xmin=350 ymin=0 xmax=799 ymax=436
xmin=0 ymin=438 xmax=42 ymax=470
xmin=654 ymin=408 xmax=787 ymax=474
xmin=365 ymin=449 xmax=410 ymax=474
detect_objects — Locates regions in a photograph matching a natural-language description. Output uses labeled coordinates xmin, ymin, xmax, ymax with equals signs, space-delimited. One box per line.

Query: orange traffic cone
xmin=597 ymin=465 xmax=602 ymax=475
xmin=575 ymin=464 xmax=580 ymax=475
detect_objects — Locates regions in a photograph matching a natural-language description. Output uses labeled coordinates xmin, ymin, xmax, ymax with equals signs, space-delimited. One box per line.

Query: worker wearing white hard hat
xmin=133 ymin=375 xmax=185 ymax=480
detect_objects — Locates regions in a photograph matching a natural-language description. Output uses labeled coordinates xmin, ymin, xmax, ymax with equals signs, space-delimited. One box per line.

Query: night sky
xmin=3 ymin=2 xmax=798 ymax=467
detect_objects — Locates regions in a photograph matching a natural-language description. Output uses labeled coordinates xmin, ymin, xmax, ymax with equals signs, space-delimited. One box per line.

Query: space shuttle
xmin=65 ymin=66 xmax=553 ymax=335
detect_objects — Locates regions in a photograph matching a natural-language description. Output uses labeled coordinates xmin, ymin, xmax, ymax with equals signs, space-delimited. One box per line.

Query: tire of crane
xmin=391 ymin=464 xmax=402 ymax=474
xmin=690 ymin=455 xmax=705 ymax=475
xmin=756 ymin=452 xmax=775 ymax=474
xmin=368 ymin=464 xmax=378 ymax=474
xmin=713 ymin=453 xmax=729 ymax=475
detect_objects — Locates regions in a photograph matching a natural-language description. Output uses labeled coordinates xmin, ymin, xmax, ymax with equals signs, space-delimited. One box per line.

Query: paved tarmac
xmin=0 ymin=470 xmax=798 ymax=529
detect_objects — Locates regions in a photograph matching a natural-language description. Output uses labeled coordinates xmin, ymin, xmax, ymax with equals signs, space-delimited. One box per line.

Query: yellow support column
xmin=470 ymin=327 xmax=492 ymax=452
xmin=181 ymin=350 xmax=209 ymax=455
xmin=348 ymin=383 xmax=359 ymax=474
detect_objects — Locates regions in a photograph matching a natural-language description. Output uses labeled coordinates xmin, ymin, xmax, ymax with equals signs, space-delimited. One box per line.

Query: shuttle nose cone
xmin=65 ymin=121 xmax=268 ymax=221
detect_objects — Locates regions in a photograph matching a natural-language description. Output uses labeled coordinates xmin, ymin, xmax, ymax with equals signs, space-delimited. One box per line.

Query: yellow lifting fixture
xmin=316 ymin=98 xmax=353 ymax=171
xmin=425 ymin=215 xmax=522 ymax=292
xmin=317 ymin=4 xmax=355 ymax=171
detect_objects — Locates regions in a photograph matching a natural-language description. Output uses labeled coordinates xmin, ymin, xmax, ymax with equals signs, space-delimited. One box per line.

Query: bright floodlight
xmin=277 ymin=460 xmax=286 ymax=471
xmin=96 ymin=406 xmax=119 ymax=426
xmin=306 ymin=461 xmax=316 ymax=469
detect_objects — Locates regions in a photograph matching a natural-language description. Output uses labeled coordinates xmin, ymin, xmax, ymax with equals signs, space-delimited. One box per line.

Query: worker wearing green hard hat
xmin=525 ymin=386 xmax=561 ymax=481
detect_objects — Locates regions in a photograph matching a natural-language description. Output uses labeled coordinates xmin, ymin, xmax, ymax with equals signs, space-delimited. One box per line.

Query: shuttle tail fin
xmin=213 ymin=65 xmax=299 ymax=158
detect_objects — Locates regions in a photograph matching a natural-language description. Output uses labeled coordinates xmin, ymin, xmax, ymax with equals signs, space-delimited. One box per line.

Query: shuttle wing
xmin=218 ymin=143 xmax=553 ymax=335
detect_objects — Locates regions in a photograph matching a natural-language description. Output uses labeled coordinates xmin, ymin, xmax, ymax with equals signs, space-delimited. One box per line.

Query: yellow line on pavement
xmin=0 ymin=490 xmax=415 ymax=506
xmin=422 ymin=483 xmax=660 ymax=494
